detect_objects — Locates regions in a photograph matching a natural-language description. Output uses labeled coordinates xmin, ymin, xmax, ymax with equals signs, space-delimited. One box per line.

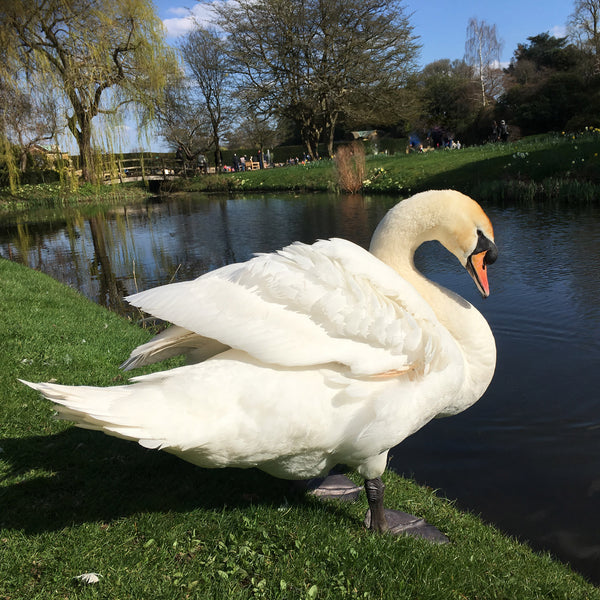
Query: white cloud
xmin=490 ymin=59 xmax=510 ymax=70
xmin=162 ymin=3 xmax=219 ymax=38
xmin=550 ymin=24 xmax=567 ymax=38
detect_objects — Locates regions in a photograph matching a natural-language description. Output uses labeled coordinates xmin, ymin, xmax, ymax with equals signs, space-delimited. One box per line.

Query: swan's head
xmin=434 ymin=191 xmax=497 ymax=298
xmin=371 ymin=190 xmax=498 ymax=298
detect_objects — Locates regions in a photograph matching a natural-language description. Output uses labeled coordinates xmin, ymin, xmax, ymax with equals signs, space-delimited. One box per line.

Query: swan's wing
xmin=126 ymin=238 xmax=451 ymax=377
xmin=120 ymin=325 xmax=229 ymax=370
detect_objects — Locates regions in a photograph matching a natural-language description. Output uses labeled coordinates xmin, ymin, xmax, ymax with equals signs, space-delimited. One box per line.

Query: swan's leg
xmin=364 ymin=477 xmax=389 ymax=531
xmin=364 ymin=476 xmax=449 ymax=543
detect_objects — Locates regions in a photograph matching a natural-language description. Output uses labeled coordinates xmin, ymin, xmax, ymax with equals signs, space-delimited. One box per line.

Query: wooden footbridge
xmin=103 ymin=157 xmax=211 ymax=187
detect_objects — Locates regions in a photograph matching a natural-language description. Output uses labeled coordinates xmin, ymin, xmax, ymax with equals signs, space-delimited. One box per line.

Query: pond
xmin=2 ymin=192 xmax=600 ymax=584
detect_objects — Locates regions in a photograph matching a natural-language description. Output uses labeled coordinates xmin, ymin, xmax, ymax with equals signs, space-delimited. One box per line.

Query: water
xmin=2 ymin=193 xmax=600 ymax=583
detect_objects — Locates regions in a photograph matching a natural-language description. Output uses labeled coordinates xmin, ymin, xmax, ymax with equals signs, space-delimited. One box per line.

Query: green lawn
xmin=3 ymin=132 xmax=600 ymax=209
xmin=168 ymin=131 xmax=600 ymax=204
xmin=2 ymin=258 xmax=599 ymax=599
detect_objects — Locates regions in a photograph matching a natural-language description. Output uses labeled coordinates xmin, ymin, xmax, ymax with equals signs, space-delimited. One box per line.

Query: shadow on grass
xmin=0 ymin=428 xmax=359 ymax=533
xmin=413 ymin=144 xmax=600 ymax=200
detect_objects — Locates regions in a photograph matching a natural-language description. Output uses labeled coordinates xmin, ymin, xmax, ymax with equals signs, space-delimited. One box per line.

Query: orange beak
xmin=467 ymin=251 xmax=490 ymax=298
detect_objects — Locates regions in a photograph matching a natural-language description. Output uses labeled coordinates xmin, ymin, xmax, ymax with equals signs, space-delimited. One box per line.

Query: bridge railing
xmin=103 ymin=157 xmax=209 ymax=182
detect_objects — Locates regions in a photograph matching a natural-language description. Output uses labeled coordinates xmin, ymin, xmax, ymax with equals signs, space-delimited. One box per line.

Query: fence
xmin=103 ymin=156 xmax=210 ymax=183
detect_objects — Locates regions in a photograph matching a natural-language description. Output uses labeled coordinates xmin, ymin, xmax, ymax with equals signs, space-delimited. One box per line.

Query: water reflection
xmin=1 ymin=193 xmax=600 ymax=584
xmin=0 ymin=195 xmax=392 ymax=317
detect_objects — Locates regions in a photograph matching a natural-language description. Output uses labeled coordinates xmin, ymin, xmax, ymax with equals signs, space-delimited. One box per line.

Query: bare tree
xmin=464 ymin=18 xmax=503 ymax=107
xmin=215 ymin=0 xmax=418 ymax=159
xmin=0 ymin=81 xmax=61 ymax=172
xmin=1 ymin=0 xmax=177 ymax=182
xmin=568 ymin=0 xmax=600 ymax=69
xmin=228 ymin=113 xmax=283 ymax=156
xmin=180 ymin=27 xmax=235 ymax=170
xmin=148 ymin=72 xmax=213 ymax=163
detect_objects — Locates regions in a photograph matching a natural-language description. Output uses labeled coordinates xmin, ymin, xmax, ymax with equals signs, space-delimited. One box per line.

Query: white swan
xmin=22 ymin=189 xmax=497 ymax=536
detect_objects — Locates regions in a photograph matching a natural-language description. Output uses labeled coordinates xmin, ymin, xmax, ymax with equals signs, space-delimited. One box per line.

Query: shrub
xmin=334 ymin=142 xmax=366 ymax=193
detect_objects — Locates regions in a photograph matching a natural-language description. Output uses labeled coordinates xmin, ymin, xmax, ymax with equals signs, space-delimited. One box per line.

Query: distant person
xmin=430 ymin=127 xmax=443 ymax=148
xmin=197 ymin=153 xmax=207 ymax=174
xmin=499 ymin=120 xmax=509 ymax=142
xmin=491 ymin=121 xmax=499 ymax=142
xmin=232 ymin=153 xmax=240 ymax=172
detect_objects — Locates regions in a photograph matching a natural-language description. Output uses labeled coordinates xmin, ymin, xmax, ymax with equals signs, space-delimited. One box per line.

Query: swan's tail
xmin=19 ymin=379 xmax=167 ymax=449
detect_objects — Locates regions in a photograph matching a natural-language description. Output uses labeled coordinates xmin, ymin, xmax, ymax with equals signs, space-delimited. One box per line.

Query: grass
xmin=164 ymin=131 xmax=600 ymax=204
xmin=0 ymin=181 xmax=151 ymax=214
xmin=3 ymin=132 xmax=600 ymax=207
xmin=2 ymin=258 xmax=600 ymax=598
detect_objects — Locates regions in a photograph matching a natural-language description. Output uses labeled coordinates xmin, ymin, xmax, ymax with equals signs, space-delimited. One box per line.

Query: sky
xmin=153 ymin=0 xmax=573 ymax=67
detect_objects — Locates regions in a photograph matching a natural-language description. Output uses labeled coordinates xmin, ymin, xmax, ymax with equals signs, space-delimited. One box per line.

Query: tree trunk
xmin=478 ymin=44 xmax=487 ymax=107
xmin=298 ymin=114 xmax=312 ymax=160
xmin=301 ymin=119 xmax=322 ymax=160
xmin=213 ymin=144 xmax=222 ymax=171
xmin=19 ymin=150 xmax=28 ymax=173
xmin=68 ymin=111 xmax=96 ymax=183
xmin=79 ymin=118 xmax=96 ymax=183
xmin=326 ymin=112 xmax=339 ymax=158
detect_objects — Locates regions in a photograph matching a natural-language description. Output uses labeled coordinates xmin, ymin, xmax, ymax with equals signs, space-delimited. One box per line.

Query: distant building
xmin=351 ymin=130 xmax=379 ymax=142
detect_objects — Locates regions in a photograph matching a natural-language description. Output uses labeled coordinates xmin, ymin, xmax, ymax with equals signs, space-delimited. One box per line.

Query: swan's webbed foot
xmin=304 ymin=473 xmax=363 ymax=502
xmin=364 ymin=477 xmax=449 ymax=543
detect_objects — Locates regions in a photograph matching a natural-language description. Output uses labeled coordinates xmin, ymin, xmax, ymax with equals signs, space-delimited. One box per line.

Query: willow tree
xmin=1 ymin=0 xmax=176 ymax=181
xmin=215 ymin=0 xmax=418 ymax=159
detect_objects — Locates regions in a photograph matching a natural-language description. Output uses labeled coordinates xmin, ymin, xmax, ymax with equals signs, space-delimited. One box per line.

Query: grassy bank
xmin=3 ymin=132 xmax=600 ymax=208
xmin=0 ymin=180 xmax=151 ymax=213
xmin=2 ymin=258 xmax=599 ymax=598
xmin=168 ymin=131 xmax=600 ymax=204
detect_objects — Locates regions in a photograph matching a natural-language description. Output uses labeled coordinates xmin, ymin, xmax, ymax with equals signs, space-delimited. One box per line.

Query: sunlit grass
xmin=4 ymin=132 xmax=600 ymax=206
xmin=2 ymin=258 xmax=599 ymax=598
xmin=0 ymin=181 xmax=150 ymax=213
xmin=164 ymin=131 xmax=600 ymax=203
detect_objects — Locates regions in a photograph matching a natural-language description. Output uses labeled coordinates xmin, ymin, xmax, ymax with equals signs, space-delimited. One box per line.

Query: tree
xmin=417 ymin=59 xmax=481 ymax=142
xmin=0 ymin=80 xmax=60 ymax=173
xmin=180 ymin=26 xmax=235 ymax=171
xmin=569 ymin=0 xmax=600 ymax=58
xmin=464 ymin=18 xmax=503 ymax=106
xmin=149 ymin=74 xmax=213 ymax=164
xmin=1 ymin=0 xmax=176 ymax=182
xmin=228 ymin=114 xmax=284 ymax=155
xmin=509 ymin=33 xmax=580 ymax=72
xmin=499 ymin=33 xmax=595 ymax=133
xmin=215 ymin=0 xmax=418 ymax=159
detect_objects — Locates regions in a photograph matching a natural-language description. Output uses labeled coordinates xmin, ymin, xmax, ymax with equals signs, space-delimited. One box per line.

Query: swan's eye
xmin=474 ymin=230 xmax=498 ymax=265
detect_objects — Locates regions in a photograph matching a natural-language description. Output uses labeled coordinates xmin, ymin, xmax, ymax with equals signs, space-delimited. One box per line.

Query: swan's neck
xmin=369 ymin=199 xmax=496 ymax=408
